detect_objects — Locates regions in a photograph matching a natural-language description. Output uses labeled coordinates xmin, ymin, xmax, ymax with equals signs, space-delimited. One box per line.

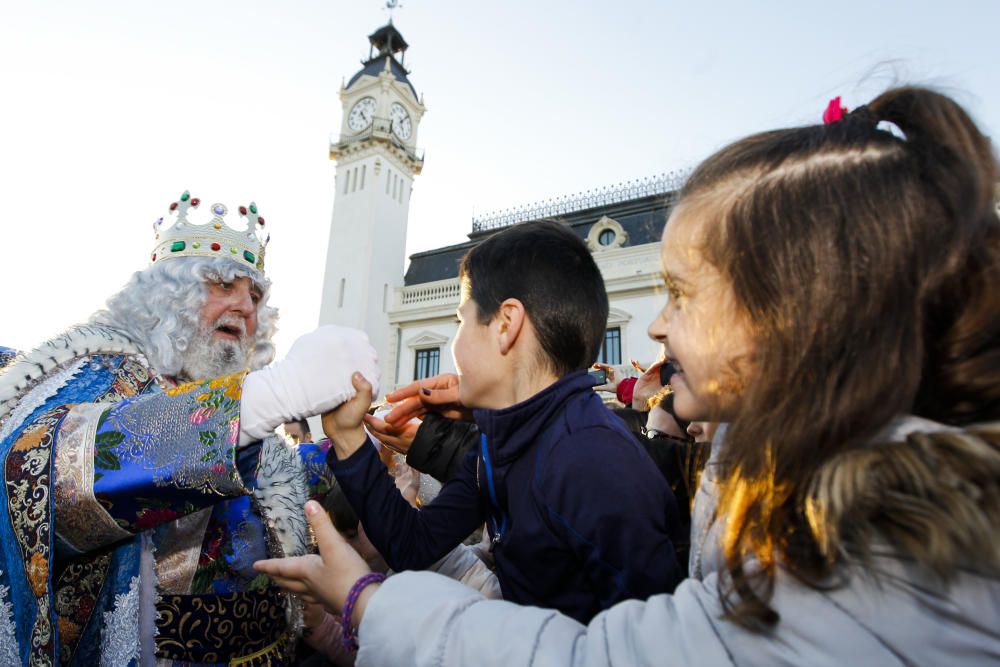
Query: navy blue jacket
xmin=329 ymin=370 xmax=682 ymax=623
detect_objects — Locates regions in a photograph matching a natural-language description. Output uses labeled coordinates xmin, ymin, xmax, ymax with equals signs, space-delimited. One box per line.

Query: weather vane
xmin=385 ymin=0 xmax=402 ymax=19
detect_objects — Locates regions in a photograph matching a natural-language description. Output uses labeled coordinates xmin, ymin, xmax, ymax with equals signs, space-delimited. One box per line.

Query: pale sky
xmin=2 ymin=0 xmax=997 ymax=355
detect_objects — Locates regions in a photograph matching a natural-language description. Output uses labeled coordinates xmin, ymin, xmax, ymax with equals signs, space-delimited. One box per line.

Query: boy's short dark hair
xmin=459 ymin=220 xmax=609 ymax=376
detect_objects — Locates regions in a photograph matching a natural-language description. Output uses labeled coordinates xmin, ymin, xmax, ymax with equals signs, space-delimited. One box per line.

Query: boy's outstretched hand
xmin=323 ymin=372 xmax=375 ymax=461
xmin=254 ymin=501 xmax=376 ymax=624
xmin=383 ymin=373 xmax=472 ymax=426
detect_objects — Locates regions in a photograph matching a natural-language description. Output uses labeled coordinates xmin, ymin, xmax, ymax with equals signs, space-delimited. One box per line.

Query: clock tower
xmin=319 ymin=22 xmax=425 ymax=388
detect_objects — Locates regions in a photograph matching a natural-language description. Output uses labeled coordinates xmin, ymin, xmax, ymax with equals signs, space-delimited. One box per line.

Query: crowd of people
xmin=1 ymin=84 xmax=997 ymax=665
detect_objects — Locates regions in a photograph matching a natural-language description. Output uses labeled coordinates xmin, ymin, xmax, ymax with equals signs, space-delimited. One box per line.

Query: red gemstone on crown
xmin=211 ymin=242 xmax=221 ymax=251
xmin=169 ymin=202 xmax=178 ymax=211
xmin=191 ymin=198 xmax=200 ymax=206
xmin=239 ymin=206 xmax=248 ymax=216
xmin=152 ymin=253 xmax=157 ymax=261
xmin=258 ymin=217 xmax=265 ymax=226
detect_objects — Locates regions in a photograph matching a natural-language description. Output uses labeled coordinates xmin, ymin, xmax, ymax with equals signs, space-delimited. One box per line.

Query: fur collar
xmin=811 ymin=416 xmax=1000 ymax=575
xmin=0 ymin=324 xmax=142 ymax=419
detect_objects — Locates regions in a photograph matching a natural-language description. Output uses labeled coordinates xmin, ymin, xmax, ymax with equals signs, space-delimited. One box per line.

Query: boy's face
xmin=452 ymin=285 xmax=503 ymax=408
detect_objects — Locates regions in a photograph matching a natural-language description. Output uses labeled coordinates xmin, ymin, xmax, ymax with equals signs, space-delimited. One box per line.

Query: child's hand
xmin=383 ymin=373 xmax=472 ymax=426
xmin=363 ymin=413 xmax=421 ymax=455
xmin=254 ymin=500 xmax=376 ymax=623
xmin=322 ymin=372 xmax=374 ymax=460
xmin=632 ymin=360 xmax=665 ymax=411
xmin=591 ymin=362 xmax=618 ymax=392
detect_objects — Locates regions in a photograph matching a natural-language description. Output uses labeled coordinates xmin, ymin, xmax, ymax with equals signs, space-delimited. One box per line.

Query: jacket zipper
xmin=480 ymin=433 xmax=507 ymax=552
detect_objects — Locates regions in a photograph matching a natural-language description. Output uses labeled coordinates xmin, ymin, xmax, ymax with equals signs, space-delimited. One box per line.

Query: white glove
xmin=238 ymin=325 xmax=380 ymax=447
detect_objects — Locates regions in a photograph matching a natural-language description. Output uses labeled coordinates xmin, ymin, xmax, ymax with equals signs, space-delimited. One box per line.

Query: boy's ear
xmin=496 ymin=298 xmax=526 ymax=355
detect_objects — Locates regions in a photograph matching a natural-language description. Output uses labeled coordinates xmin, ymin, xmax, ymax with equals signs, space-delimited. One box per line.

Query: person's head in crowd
xmin=282 ymin=418 xmax=312 ymax=445
xmin=685 ymin=421 xmax=717 ymax=444
xmin=648 ymin=86 xmax=1000 ymax=625
xmin=455 ymin=220 xmax=608 ymax=408
xmin=645 ymin=388 xmax=690 ymax=440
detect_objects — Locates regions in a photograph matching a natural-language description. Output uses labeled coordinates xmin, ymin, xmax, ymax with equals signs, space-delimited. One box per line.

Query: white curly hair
xmin=90 ymin=256 xmax=279 ymax=378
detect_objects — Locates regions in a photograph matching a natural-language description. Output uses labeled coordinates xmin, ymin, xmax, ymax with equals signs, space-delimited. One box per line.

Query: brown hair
xmin=681 ymin=87 xmax=1000 ymax=627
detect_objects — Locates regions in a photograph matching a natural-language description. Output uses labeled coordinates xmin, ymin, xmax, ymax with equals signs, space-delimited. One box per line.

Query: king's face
xmin=200 ymin=277 xmax=261 ymax=343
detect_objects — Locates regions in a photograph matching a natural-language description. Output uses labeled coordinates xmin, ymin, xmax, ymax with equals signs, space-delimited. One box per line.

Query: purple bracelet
xmin=341 ymin=572 xmax=386 ymax=652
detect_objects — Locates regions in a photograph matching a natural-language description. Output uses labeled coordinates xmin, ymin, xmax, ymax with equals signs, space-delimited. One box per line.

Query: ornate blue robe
xmin=0 ymin=327 xmax=331 ymax=665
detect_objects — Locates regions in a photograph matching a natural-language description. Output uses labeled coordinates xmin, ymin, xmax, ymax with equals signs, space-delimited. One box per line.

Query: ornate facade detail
xmin=587 ymin=216 xmax=628 ymax=251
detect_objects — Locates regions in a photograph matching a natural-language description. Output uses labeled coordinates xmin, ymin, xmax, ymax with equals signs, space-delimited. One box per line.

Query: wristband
xmin=340 ymin=572 xmax=386 ymax=652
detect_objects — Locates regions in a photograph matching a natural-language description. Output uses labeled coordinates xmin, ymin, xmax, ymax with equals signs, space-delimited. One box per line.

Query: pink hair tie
xmin=823 ymin=96 xmax=848 ymax=124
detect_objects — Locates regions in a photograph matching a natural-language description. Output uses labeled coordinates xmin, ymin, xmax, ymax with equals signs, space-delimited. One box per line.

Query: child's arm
xmin=323 ymin=374 xmax=487 ymax=571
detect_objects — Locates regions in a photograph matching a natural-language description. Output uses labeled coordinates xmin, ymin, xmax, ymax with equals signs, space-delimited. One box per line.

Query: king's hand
xmin=239 ymin=326 xmax=380 ymax=446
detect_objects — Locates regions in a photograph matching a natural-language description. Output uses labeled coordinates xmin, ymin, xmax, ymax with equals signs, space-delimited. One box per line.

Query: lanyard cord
xmin=480 ymin=433 xmax=507 ymax=548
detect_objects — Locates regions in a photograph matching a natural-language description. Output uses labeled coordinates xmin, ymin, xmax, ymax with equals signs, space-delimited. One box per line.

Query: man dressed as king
xmin=0 ymin=192 xmax=379 ymax=665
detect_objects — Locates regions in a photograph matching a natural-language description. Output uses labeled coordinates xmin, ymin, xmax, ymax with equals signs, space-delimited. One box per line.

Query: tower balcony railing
xmin=330 ymin=117 xmax=424 ymax=164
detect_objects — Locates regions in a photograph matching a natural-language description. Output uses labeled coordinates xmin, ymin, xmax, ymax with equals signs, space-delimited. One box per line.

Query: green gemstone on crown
xmin=192 ymin=242 xmax=201 ymax=249
xmin=180 ymin=192 xmax=190 ymax=202
xmin=170 ymin=241 xmax=186 ymax=252
xmin=249 ymin=203 xmax=258 ymax=214
xmin=244 ymin=250 xmax=256 ymax=263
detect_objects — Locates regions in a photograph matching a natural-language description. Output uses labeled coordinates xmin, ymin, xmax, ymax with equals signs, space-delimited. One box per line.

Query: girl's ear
xmin=497 ymin=298 xmax=526 ymax=355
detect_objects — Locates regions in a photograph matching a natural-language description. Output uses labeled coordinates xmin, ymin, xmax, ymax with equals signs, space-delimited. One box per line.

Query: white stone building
xmin=319 ymin=23 xmax=683 ymax=392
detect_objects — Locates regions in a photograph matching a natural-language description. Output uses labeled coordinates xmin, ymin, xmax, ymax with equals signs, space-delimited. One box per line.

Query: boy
xmin=323 ymin=221 xmax=681 ymax=623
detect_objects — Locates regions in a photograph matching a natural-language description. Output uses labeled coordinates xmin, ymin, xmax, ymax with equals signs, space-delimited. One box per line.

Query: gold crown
xmin=151 ymin=191 xmax=269 ymax=271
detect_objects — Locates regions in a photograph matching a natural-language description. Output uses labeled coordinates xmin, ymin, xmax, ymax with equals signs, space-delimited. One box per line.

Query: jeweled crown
xmin=151 ymin=191 xmax=269 ymax=271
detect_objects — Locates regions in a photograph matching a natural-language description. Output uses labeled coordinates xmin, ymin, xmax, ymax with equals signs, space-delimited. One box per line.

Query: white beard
xmin=179 ymin=318 xmax=250 ymax=381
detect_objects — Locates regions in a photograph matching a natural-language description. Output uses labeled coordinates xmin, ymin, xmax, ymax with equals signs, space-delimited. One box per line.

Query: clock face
xmin=390 ymin=102 xmax=412 ymax=140
xmin=347 ymin=97 xmax=377 ymax=132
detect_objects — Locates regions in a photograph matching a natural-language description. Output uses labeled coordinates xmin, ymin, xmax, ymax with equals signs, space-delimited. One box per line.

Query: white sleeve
xmin=356 ymin=571 xmax=734 ymax=667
